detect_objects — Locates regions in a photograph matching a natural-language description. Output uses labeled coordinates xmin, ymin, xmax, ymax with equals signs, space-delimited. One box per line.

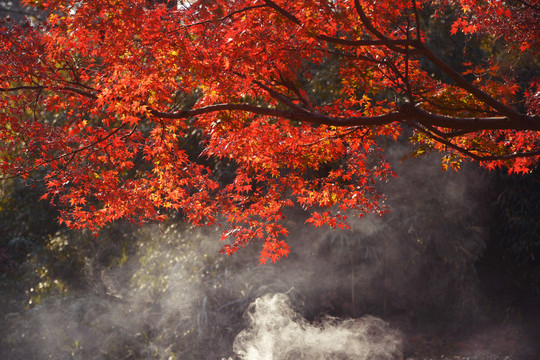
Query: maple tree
xmin=0 ymin=0 xmax=538 ymax=263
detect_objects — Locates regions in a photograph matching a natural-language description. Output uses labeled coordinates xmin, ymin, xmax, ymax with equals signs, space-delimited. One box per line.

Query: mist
xmin=2 ymin=142 xmax=539 ymax=359
xmin=230 ymin=293 xmax=401 ymax=360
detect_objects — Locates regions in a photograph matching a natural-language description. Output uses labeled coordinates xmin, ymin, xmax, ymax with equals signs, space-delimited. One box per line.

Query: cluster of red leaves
xmin=0 ymin=0 xmax=538 ymax=262
xmin=448 ymin=0 xmax=539 ymax=53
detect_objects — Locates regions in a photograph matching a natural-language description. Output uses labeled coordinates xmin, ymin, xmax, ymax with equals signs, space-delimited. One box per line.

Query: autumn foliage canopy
xmin=1 ymin=0 xmax=539 ymax=262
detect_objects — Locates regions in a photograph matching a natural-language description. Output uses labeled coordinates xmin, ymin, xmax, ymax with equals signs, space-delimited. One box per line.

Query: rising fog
xmin=2 ymin=142 xmax=538 ymax=359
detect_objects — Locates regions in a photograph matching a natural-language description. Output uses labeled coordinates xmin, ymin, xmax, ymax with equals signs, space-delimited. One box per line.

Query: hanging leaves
xmin=1 ymin=0 xmax=539 ymax=262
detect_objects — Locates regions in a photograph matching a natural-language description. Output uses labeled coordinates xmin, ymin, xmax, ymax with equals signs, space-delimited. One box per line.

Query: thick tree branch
xmin=411 ymin=0 xmax=422 ymax=41
xmin=61 ymin=86 xmax=98 ymax=99
xmin=16 ymin=82 xmax=537 ymax=131
xmin=8 ymin=82 xmax=539 ymax=132
xmin=401 ymin=104 xmax=540 ymax=131
xmin=262 ymin=0 xmax=301 ymax=25
xmin=149 ymin=103 xmax=402 ymax=127
xmin=149 ymin=101 xmax=540 ymax=132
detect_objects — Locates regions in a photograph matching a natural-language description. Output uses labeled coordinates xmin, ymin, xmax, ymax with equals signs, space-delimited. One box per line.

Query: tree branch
xmin=351 ymin=0 xmax=529 ymax=123
xmin=410 ymin=120 xmax=540 ymax=162
xmin=417 ymin=45 xmax=526 ymax=122
xmin=10 ymin=81 xmax=538 ymax=132
xmin=1 ymin=85 xmax=98 ymax=99
xmin=262 ymin=0 xmax=301 ymax=25
xmin=181 ymin=4 xmax=268 ymax=28
xmin=149 ymin=103 xmax=402 ymax=127
xmin=401 ymin=104 xmax=540 ymax=131
xmin=353 ymin=0 xmax=419 ymax=54
xmin=514 ymin=0 xmax=540 ymax=12
xmin=315 ymin=34 xmax=415 ymax=48
xmin=411 ymin=0 xmax=422 ymax=41
xmin=28 ymin=81 xmax=537 ymax=132
xmin=1 ymin=85 xmax=44 ymax=92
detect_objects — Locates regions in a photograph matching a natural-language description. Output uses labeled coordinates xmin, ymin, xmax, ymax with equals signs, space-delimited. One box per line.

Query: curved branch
xmin=402 ymin=104 xmax=540 ymax=131
xmin=410 ymin=120 xmax=540 ymax=162
xmin=12 ymin=82 xmax=538 ymax=132
xmin=261 ymin=0 xmax=421 ymax=52
xmin=45 ymin=81 xmax=540 ymax=132
xmin=353 ymin=0 xmax=418 ymax=54
xmin=149 ymin=101 xmax=540 ymax=133
xmin=149 ymin=103 xmax=402 ymax=127
xmin=1 ymin=85 xmax=98 ymax=99
xmin=408 ymin=121 xmax=485 ymax=161
xmin=262 ymin=0 xmax=301 ymax=25
xmin=252 ymin=79 xmax=311 ymax=114
xmin=417 ymin=46 xmax=525 ymax=122
xmin=182 ymin=4 xmax=268 ymax=28
xmin=60 ymin=86 xmax=98 ymax=99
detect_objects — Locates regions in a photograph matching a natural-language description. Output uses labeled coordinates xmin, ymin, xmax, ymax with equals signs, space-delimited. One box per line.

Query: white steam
xmin=230 ymin=293 xmax=402 ymax=360
xmin=5 ymin=142 xmax=535 ymax=359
